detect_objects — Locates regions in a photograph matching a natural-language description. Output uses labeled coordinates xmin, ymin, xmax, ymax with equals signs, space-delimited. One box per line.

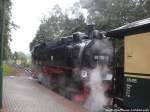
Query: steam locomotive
xmin=31 ymin=18 xmax=150 ymax=111
xmin=31 ymin=25 xmax=113 ymax=104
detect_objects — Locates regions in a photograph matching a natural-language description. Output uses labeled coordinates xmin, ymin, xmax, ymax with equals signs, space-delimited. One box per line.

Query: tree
xmin=0 ymin=0 xmax=15 ymax=60
xmin=80 ymin=0 xmax=150 ymax=31
xmin=12 ymin=51 xmax=28 ymax=66
xmin=30 ymin=4 xmax=86 ymax=51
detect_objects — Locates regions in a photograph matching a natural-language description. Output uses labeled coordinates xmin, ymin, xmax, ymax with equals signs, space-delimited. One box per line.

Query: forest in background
xmin=30 ymin=0 xmax=150 ymax=50
xmin=0 ymin=0 xmax=11 ymax=60
xmin=0 ymin=0 xmax=29 ymax=70
xmin=1 ymin=0 xmax=150 ymax=59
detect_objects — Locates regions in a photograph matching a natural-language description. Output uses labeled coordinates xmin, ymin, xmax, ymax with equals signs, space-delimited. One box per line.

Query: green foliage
xmin=3 ymin=0 xmax=12 ymax=60
xmin=30 ymin=4 xmax=86 ymax=51
xmin=30 ymin=1 xmax=150 ymax=51
xmin=3 ymin=64 xmax=11 ymax=76
xmin=11 ymin=52 xmax=28 ymax=66
xmin=0 ymin=0 xmax=14 ymax=60
xmin=80 ymin=0 xmax=150 ymax=31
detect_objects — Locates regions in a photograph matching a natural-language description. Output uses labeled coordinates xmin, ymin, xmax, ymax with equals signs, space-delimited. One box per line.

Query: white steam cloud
xmin=83 ymin=38 xmax=113 ymax=112
xmin=84 ymin=65 xmax=108 ymax=112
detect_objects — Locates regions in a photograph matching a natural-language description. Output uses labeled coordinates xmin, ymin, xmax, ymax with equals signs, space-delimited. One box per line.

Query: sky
xmin=10 ymin=0 xmax=79 ymax=54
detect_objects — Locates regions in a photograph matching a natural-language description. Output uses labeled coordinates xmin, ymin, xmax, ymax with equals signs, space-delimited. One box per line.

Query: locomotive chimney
xmin=87 ymin=24 xmax=96 ymax=39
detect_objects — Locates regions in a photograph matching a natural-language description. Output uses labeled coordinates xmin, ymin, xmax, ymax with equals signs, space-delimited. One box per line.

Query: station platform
xmin=3 ymin=75 xmax=89 ymax=112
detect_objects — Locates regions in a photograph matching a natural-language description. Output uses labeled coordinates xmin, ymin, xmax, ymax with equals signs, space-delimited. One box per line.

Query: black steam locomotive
xmin=31 ymin=25 xmax=113 ymax=104
xmin=31 ymin=18 xmax=150 ymax=111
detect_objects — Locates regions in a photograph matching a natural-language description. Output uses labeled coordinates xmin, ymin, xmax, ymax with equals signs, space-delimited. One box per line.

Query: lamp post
xmin=0 ymin=0 xmax=6 ymax=109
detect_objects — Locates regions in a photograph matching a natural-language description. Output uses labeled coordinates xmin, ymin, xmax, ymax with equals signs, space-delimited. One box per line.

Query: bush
xmin=3 ymin=64 xmax=11 ymax=76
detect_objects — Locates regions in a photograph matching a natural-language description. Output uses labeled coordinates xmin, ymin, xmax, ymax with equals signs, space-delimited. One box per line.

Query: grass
xmin=2 ymin=64 xmax=11 ymax=76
